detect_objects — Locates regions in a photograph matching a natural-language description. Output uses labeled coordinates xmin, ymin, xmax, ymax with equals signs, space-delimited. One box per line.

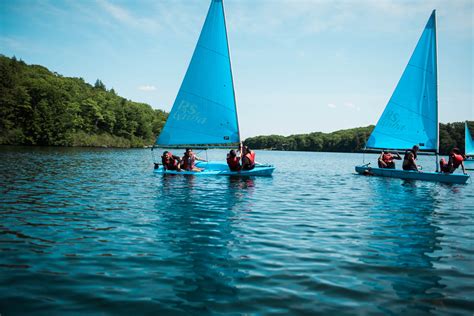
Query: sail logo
xmin=172 ymin=100 xmax=207 ymax=125
xmin=381 ymin=110 xmax=406 ymax=131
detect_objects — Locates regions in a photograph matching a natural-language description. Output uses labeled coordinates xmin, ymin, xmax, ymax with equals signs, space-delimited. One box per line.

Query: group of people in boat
xmin=161 ymin=148 xmax=205 ymax=172
xmin=377 ymin=145 xmax=467 ymax=174
xmin=226 ymin=143 xmax=256 ymax=172
xmin=160 ymin=143 xmax=256 ymax=173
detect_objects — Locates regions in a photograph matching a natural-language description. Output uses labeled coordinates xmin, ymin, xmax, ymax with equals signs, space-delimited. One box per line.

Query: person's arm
xmin=461 ymin=161 xmax=466 ymax=174
xmin=410 ymin=153 xmax=420 ymax=171
xmin=378 ymin=151 xmax=384 ymax=160
xmin=394 ymin=152 xmax=402 ymax=160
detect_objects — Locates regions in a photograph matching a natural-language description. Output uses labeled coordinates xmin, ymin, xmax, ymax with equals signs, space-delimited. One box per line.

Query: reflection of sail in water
xmin=155 ymin=175 xmax=254 ymax=313
xmin=362 ymin=181 xmax=443 ymax=313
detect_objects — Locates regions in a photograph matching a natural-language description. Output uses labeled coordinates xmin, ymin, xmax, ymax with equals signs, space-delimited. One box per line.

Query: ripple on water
xmin=0 ymin=147 xmax=473 ymax=315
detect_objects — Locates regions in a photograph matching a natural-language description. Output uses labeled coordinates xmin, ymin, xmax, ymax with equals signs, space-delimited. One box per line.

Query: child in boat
xmin=378 ymin=150 xmax=402 ymax=169
xmin=181 ymin=148 xmax=205 ymax=172
xmin=241 ymin=145 xmax=256 ymax=171
xmin=227 ymin=149 xmax=241 ymax=171
xmin=402 ymin=145 xmax=421 ymax=171
xmin=440 ymin=148 xmax=467 ymax=174
xmin=161 ymin=151 xmax=181 ymax=171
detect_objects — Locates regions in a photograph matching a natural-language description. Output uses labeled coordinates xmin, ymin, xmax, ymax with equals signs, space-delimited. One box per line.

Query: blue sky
xmin=1 ymin=0 xmax=472 ymax=139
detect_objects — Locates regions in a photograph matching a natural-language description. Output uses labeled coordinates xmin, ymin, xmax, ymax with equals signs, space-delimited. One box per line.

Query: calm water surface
xmin=1 ymin=146 xmax=473 ymax=315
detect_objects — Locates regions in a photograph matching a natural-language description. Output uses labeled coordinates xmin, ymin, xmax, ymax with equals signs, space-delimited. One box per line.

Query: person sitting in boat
xmin=161 ymin=151 xmax=181 ymax=171
xmin=226 ymin=149 xmax=241 ymax=171
xmin=181 ymin=148 xmax=205 ymax=172
xmin=402 ymin=145 xmax=421 ymax=171
xmin=440 ymin=148 xmax=467 ymax=174
xmin=241 ymin=145 xmax=256 ymax=171
xmin=378 ymin=150 xmax=402 ymax=169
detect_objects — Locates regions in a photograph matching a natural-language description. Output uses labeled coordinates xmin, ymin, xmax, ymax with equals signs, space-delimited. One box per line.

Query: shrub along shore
xmin=1 ymin=55 xmax=472 ymax=153
xmin=0 ymin=55 xmax=167 ymax=148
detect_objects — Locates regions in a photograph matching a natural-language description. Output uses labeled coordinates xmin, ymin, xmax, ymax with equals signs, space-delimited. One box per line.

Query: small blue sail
xmin=466 ymin=122 xmax=474 ymax=155
xmin=156 ymin=0 xmax=240 ymax=147
xmin=367 ymin=11 xmax=438 ymax=151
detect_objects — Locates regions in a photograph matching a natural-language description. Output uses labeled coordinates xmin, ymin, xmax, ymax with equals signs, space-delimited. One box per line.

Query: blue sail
xmin=156 ymin=0 xmax=240 ymax=147
xmin=367 ymin=11 xmax=438 ymax=151
xmin=466 ymin=122 xmax=474 ymax=155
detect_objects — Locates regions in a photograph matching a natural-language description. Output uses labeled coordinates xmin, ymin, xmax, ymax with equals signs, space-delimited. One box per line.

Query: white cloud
xmin=97 ymin=0 xmax=161 ymax=33
xmin=226 ymin=0 xmax=473 ymax=41
xmin=344 ymin=102 xmax=361 ymax=111
xmin=327 ymin=103 xmax=337 ymax=108
xmin=138 ymin=85 xmax=156 ymax=91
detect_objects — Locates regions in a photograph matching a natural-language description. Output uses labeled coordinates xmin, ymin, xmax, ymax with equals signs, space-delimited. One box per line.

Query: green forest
xmin=244 ymin=122 xmax=474 ymax=155
xmin=1 ymin=55 xmax=472 ymax=153
xmin=0 ymin=55 xmax=167 ymax=147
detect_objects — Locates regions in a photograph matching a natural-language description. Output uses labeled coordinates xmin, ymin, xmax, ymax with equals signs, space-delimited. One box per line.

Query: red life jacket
xmin=182 ymin=154 xmax=196 ymax=171
xmin=452 ymin=153 xmax=464 ymax=168
xmin=382 ymin=153 xmax=393 ymax=163
xmin=245 ymin=151 xmax=255 ymax=166
xmin=227 ymin=156 xmax=241 ymax=171
xmin=162 ymin=152 xmax=177 ymax=169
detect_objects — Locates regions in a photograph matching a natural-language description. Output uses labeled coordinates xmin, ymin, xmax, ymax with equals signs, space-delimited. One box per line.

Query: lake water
xmin=1 ymin=146 xmax=473 ymax=315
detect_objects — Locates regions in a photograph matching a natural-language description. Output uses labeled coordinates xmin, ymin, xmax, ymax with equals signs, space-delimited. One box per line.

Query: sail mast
xmin=434 ymin=10 xmax=439 ymax=171
xmin=221 ymin=0 xmax=241 ymax=144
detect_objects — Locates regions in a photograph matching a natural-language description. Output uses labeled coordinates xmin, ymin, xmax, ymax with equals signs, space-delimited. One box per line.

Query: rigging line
xmin=369 ymin=130 xmax=436 ymax=148
xmin=406 ymin=63 xmax=434 ymax=74
xmin=162 ymin=124 xmax=235 ymax=140
xmin=387 ymin=100 xmax=438 ymax=122
xmin=196 ymin=44 xmax=229 ymax=59
xmin=177 ymin=90 xmax=235 ymax=111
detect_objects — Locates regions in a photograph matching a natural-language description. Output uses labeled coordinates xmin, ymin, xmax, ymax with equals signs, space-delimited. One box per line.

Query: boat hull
xmin=355 ymin=165 xmax=470 ymax=184
xmin=154 ymin=161 xmax=275 ymax=177
xmin=464 ymin=159 xmax=474 ymax=170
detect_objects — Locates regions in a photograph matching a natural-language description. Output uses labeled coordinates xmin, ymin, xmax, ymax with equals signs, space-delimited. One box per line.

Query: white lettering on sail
xmin=381 ymin=110 xmax=406 ymax=131
xmin=172 ymin=100 xmax=207 ymax=125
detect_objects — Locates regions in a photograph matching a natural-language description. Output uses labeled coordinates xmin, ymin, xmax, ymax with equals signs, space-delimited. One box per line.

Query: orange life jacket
xmin=182 ymin=154 xmax=196 ymax=171
xmin=382 ymin=153 xmax=393 ymax=163
xmin=452 ymin=153 xmax=464 ymax=168
xmin=227 ymin=156 xmax=241 ymax=171
xmin=162 ymin=152 xmax=178 ymax=169
xmin=245 ymin=151 xmax=255 ymax=167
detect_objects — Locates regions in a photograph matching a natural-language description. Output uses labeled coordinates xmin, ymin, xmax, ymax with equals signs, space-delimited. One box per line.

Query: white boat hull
xmin=355 ymin=165 xmax=470 ymax=184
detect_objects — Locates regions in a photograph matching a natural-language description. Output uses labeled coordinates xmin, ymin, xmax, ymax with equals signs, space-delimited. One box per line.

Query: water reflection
xmin=155 ymin=175 xmax=255 ymax=313
xmin=364 ymin=179 xmax=444 ymax=314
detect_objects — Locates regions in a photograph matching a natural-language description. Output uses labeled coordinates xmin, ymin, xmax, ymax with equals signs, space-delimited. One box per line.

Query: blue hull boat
xmin=465 ymin=159 xmax=474 ymax=171
xmin=152 ymin=0 xmax=275 ymax=174
xmin=355 ymin=165 xmax=470 ymax=184
xmin=155 ymin=161 xmax=275 ymax=177
xmin=355 ymin=11 xmax=471 ymax=185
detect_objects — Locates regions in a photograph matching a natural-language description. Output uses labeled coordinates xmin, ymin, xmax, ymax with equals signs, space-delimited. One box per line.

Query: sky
xmin=1 ymin=0 xmax=473 ymax=139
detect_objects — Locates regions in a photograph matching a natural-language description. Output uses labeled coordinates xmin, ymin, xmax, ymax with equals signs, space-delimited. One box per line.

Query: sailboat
xmin=355 ymin=10 xmax=470 ymax=184
xmin=465 ymin=122 xmax=474 ymax=170
xmin=152 ymin=0 xmax=274 ymax=176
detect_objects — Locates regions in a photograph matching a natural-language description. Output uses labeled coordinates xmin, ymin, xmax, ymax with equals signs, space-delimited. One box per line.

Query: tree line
xmin=1 ymin=55 xmax=471 ymax=152
xmin=0 ymin=55 xmax=167 ymax=147
xmin=244 ymin=122 xmax=474 ymax=155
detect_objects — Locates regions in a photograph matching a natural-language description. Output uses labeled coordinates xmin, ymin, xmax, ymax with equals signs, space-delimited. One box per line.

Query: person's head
xmin=185 ymin=148 xmax=192 ymax=156
xmin=162 ymin=151 xmax=169 ymax=158
xmin=229 ymin=149 xmax=236 ymax=157
xmin=412 ymin=145 xmax=419 ymax=153
xmin=451 ymin=147 xmax=460 ymax=155
xmin=243 ymin=146 xmax=250 ymax=154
